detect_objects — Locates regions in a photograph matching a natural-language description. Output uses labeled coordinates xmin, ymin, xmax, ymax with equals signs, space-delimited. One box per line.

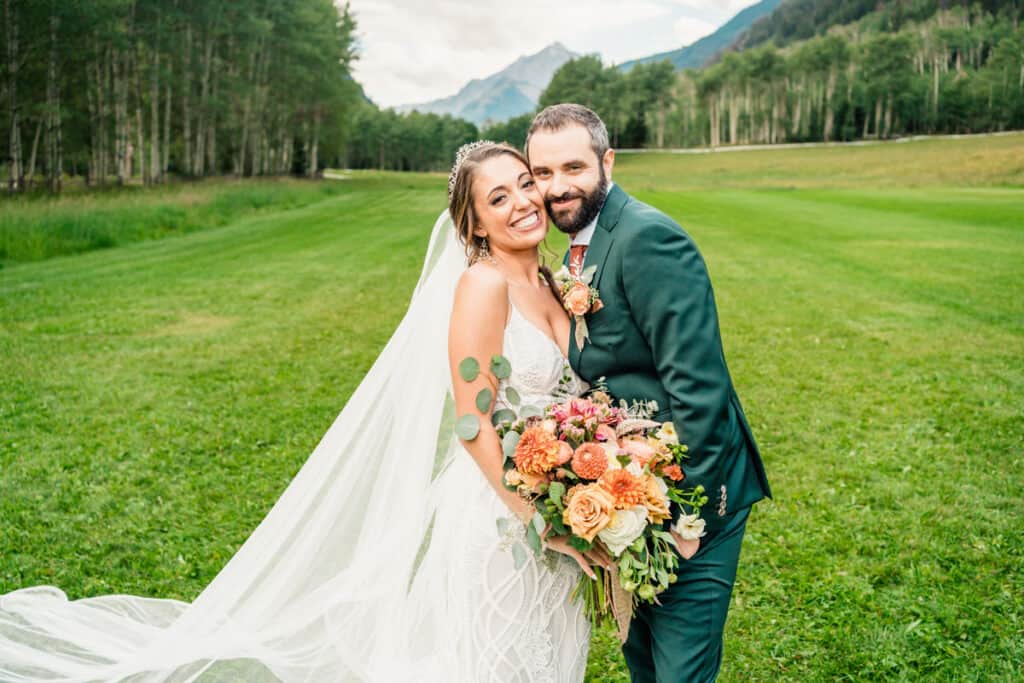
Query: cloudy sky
xmin=349 ymin=0 xmax=760 ymax=108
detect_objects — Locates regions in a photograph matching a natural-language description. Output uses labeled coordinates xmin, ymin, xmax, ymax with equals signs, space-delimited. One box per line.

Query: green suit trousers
xmin=621 ymin=507 xmax=750 ymax=683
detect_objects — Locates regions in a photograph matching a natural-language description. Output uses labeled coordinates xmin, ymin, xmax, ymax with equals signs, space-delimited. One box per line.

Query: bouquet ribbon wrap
xmin=606 ymin=565 xmax=634 ymax=644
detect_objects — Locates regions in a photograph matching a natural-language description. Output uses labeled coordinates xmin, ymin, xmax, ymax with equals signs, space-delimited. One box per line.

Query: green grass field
xmin=2 ymin=134 xmax=1022 ymax=681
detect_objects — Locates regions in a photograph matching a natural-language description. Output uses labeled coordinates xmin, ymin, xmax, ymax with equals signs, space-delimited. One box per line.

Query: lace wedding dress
xmin=0 ymin=212 xmax=589 ymax=682
xmin=416 ymin=299 xmax=591 ymax=682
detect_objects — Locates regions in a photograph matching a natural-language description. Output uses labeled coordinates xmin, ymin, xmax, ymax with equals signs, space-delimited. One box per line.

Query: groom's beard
xmin=545 ymin=169 xmax=609 ymax=235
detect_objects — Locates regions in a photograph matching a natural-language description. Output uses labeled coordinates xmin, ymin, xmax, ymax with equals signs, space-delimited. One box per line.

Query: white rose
xmin=597 ymin=506 xmax=649 ymax=557
xmin=671 ymin=513 xmax=707 ymax=541
xmin=655 ymin=421 xmax=679 ymax=445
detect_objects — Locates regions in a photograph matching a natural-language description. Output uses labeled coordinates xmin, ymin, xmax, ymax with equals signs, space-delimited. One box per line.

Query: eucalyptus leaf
xmin=532 ymin=511 xmax=547 ymax=538
xmin=491 ymin=408 xmax=517 ymax=426
xmin=458 ymin=357 xmax=480 ymax=382
xmin=490 ymin=354 xmax=512 ymax=380
xmin=511 ymin=542 xmax=528 ymax=569
xmin=501 ymin=430 xmax=521 ymax=461
xmin=504 ymin=386 xmax=521 ymax=406
xmin=454 ymin=414 xmax=480 ymax=441
xmin=520 ymin=405 xmax=543 ymax=419
xmin=475 ymin=388 xmax=493 ymax=413
xmin=526 ymin=523 xmax=542 ymax=554
xmin=496 ymin=517 xmax=512 ymax=536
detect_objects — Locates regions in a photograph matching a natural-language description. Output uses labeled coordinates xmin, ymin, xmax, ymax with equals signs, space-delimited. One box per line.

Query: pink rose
xmin=595 ymin=424 xmax=617 ymax=443
xmin=619 ymin=437 xmax=656 ymax=466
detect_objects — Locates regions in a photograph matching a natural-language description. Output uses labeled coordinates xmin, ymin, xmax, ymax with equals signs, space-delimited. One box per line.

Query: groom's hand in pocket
xmin=670 ymin=531 xmax=701 ymax=560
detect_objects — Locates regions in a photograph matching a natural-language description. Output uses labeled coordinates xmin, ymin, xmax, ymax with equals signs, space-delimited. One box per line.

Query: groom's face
xmin=527 ymin=124 xmax=614 ymax=235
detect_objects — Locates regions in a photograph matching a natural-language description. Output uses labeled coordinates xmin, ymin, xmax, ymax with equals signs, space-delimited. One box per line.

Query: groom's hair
xmin=526 ymin=104 xmax=609 ymax=163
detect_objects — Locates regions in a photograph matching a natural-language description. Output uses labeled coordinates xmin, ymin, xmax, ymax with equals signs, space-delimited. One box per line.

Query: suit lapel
xmin=569 ymin=184 xmax=629 ymax=371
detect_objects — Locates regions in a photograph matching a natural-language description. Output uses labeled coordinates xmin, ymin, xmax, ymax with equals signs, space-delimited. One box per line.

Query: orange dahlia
xmin=572 ymin=443 xmax=609 ymax=480
xmin=513 ymin=426 xmax=562 ymax=475
xmin=598 ymin=468 xmax=647 ymax=509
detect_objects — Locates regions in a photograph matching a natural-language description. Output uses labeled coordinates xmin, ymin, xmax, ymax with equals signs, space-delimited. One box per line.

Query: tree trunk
xmin=307 ymin=110 xmax=321 ymax=178
xmin=149 ymin=8 xmax=161 ymax=184
xmin=46 ymin=10 xmax=62 ymax=192
xmin=162 ymin=75 xmax=171 ymax=179
xmin=5 ymin=0 xmax=22 ymax=192
xmin=114 ymin=49 xmax=128 ymax=185
xmin=194 ymin=29 xmax=215 ymax=176
xmin=26 ymin=117 xmax=42 ymax=186
xmin=206 ymin=66 xmax=218 ymax=174
xmin=183 ymin=23 xmax=192 ymax=175
xmin=134 ymin=48 xmax=146 ymax=184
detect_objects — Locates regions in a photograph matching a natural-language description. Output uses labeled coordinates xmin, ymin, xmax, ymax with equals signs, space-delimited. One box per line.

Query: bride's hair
xmin=448 ymin=141 xmax=562 ymax=302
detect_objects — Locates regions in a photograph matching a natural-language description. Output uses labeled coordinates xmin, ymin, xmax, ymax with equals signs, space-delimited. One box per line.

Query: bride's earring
xmin=478 ymin=237 xmax=496 ymax=264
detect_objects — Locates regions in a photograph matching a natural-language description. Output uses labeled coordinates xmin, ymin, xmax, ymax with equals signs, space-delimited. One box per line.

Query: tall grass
xmin=0 ymin=178 xmax=352 ymax=265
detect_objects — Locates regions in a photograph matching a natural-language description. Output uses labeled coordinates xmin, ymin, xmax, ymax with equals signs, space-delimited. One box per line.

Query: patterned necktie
xmin=569 ymin=244 xmax=587 ymax=277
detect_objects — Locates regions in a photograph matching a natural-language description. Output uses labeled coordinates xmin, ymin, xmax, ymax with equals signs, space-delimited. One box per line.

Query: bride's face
xmin=471 ymin=154 xmax=548 ymax=254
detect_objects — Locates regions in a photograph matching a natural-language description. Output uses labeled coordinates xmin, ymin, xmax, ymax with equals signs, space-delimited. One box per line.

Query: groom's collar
xmin=597 ymin=182 xmax=628 ymax=234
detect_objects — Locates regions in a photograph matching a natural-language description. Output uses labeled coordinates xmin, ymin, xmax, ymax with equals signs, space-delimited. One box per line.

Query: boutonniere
xmin=553 ymin=265 xmax=603 ymax=349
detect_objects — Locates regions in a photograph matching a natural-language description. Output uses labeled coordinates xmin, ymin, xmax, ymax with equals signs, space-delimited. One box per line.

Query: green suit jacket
xmin=566 ymin=184 xmax=771 ymax=532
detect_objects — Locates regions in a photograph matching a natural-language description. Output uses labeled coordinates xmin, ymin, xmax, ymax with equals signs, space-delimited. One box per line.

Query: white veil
xmin=0 ymin=210 xmax=467 ymax=682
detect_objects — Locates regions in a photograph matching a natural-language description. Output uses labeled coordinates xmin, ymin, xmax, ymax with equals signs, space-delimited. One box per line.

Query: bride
xmin=0 ymin=141 xmax=593 ymax=682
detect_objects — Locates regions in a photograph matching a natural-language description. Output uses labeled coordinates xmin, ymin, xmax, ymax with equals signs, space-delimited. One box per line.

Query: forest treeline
xmin=2 ymin=0 xmax=358 ymax=193
xmin=4 ymin=0 xmax=1023 ymax=187
xmin=345 ymin=0 xmax=1023 ymax=169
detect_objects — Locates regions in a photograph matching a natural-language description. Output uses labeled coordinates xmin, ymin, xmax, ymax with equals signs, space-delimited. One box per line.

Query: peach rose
xmin=519 ymin=470 xmax=547 ymax=491
xmin=555 ymin=441 xmax=574 ymax=466
xmin=513 ymin=427 xmax=561 ymax=475
xmin=564 ymin=282 xmax=592 ymax=316
xmin=572 ymin=442 xmax=609 ymax=480
xmin=562 ymin=484 xmax=615 ymax=542
xmin=642 ymin=475 xmax=672 ymax=524
xmin=619 ymin=437 xmax=656 ymax=467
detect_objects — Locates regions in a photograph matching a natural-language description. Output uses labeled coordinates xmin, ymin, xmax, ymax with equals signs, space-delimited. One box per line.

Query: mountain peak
xmin=398 ymin=43 xmax=579 ymax=126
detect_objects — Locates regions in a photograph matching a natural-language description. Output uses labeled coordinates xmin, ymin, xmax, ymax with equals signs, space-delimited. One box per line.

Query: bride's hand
xmin=543 ymin=534 xmax=597 ymax=580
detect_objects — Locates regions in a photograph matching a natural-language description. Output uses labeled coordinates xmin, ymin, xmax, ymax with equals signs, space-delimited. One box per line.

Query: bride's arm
xmin=448 ymin=265 xmax=534 ymax=524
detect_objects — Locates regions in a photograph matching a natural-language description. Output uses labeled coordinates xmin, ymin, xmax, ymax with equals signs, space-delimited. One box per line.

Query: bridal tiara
xmin=447 ymin=139 xmax=497 ymax=201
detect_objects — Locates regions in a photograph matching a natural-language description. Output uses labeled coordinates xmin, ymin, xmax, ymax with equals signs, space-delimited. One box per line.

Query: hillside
xmin=618 ymin=0 xmax=782 ymax=72
xmin=733 ymin=0 xmax=1016 ymax=50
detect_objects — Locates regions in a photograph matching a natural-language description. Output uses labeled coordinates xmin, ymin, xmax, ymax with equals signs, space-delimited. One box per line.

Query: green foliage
xmin=490 ymin=355 xmax=512 ymax=380
xmin=343 ymin=104 xmax=479 ymax=172
xmin=481 ymin=113 xmax=534 ymax=151
xmin=1 ymin=0 xmax=361 ymax=190
xmin=454 ymin=415 xmax=480 ymax=441
xmin=474 ymin=388 xmax=493 ymax=414
xmin=539 ymin=4 xmax=1024 ymax=150
xmin=458 ymin=357 xmax=480 ymax=382
xmin=0 ymin=178 xmax=350 ymax=265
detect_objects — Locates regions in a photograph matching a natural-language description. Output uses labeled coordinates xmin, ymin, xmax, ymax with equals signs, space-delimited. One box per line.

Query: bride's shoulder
xmin=456 ymin=262 xmax=508 ymax=302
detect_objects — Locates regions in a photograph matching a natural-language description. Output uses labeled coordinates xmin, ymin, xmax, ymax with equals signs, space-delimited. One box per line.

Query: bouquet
xmin=454 ymin=354 xmax=708 ymax=639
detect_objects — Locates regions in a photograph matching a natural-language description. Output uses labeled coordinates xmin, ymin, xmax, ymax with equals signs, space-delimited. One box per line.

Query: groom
xmin=526 ymin=104 xmax=771 ymax=682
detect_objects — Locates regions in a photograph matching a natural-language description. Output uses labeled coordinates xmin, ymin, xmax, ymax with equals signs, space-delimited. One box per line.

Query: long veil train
xmin=0 ymin=211 xmax=467 ymax=682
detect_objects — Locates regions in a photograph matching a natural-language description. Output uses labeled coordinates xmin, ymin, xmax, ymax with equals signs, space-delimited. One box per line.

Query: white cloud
xmin=348 ymin=0 xmax=756 ymax=107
